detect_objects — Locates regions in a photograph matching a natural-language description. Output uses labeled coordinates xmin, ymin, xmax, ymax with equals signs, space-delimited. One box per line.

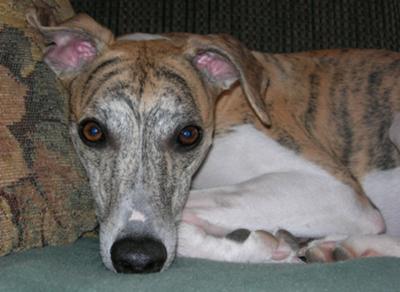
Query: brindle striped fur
xmin=215 ymin=49 xmax=400 ymax=206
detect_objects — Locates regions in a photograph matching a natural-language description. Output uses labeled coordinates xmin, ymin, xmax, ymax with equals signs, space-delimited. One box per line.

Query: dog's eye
xmin=79 ymin=119 xmax=106 ymax=146
xmin=177 ymin=125 xmax=202 ymax=147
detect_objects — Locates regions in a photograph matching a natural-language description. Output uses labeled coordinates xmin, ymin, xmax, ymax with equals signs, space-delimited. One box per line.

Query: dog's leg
xmin=300 ymin=234 xmax=400 ymax=262
xmin=185 ymin=171 xmax=384 ymax=237
xmin=295 ymin=113 xmax=400 ymax=263
xmin=178 ymin=171 xmax=384 ymax=262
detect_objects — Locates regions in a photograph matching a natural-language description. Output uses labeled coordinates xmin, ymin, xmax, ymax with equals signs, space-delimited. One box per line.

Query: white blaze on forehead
xmin=129 ymin=209 xmax=146 ymax=222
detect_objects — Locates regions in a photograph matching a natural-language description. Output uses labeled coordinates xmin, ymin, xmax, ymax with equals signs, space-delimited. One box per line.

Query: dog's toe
xmin=254 ymin=230 xmax=301 ymax=263
xmin=275 ymin=229 xmax=300 ymax=251
xmin=226 ymin=229 xmax=300 ymax=263
xmin=302 ymin=240 xmax=338 ymax=263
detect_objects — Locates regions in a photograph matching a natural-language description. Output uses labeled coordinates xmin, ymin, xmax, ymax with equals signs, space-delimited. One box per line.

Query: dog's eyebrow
xmin=111 ymin=87 xmax=139 ymax=118
xmin=91 ymin=57 xmax=123 ymax=79
xmin=82 ymin=57 xmax=122 ymax=93
xmin=82 ymin=68 xmax=136 ymax=111
xmin=96 ymin=84 xmax=139 ymax=121
xmin=154 ymin=67 xmax=194 ymax=102
xmin=114 ymin=89 xmax=135 ymax=112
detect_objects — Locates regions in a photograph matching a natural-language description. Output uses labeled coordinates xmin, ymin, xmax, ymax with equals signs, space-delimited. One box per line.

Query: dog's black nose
xmin=110 ymin=237 xmax=167 ymax=273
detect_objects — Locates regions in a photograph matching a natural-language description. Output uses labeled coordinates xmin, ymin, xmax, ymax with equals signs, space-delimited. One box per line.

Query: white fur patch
xmin=362 ymin=167 xmax=400 ymax=236
xmin=117 ymin=33 xmax=168 ymax=41
xmin=129 ymin=209 xmax=146 ymax=222
xmin=187 ymin=125 xmax=384 ymax=238
xmin=192 ymin=124 xmax=333 ymax=189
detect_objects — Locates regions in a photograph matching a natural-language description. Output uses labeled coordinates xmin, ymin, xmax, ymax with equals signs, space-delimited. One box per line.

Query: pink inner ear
xmin=194 ymin=51 xmax=238 ymax=83
xmin=45 ymin=34 xmax=97 ymax=72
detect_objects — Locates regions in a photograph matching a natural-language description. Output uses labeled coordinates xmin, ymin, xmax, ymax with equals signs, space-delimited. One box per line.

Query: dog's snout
xmin=110 ymin=237 xmax=167 ymax=273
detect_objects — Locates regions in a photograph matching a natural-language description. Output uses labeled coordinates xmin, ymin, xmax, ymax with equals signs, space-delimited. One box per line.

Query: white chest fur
xmin=192 ymin=124 xmax=332 ymax=189
xmin=191 ymin=124 xmax=400 ymax=235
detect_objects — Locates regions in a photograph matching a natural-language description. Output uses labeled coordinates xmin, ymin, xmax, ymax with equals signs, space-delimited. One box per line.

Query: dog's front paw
xmin=298 ymin=236 xmax=344 ymax=263
xmin=299 ymin=234 xmax=400 ymax=263
xmin=235 ymin=229 xmax=301 ymax=263
xmin=178 ymin=222 xmax=302 ymax=263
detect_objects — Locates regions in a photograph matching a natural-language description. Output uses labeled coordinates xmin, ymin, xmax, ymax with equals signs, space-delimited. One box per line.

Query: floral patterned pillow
xmin=0 ymin=0 xmax=96 ymax=255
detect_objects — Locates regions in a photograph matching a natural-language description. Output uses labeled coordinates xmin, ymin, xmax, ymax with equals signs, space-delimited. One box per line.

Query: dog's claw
xmin=304 ymin=246 xmax=331 ymax=263
xmin=332 ymin=246 xmax=355 ymax=261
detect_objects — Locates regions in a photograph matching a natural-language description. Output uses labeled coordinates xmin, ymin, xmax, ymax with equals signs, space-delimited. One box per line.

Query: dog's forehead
xmin=111 ymin=38 xmax=183 ymax=62
xmin=71 ymin=39 xmax=211 ymax=123
xmin=108 ymin=40 xmax=196 ymax=104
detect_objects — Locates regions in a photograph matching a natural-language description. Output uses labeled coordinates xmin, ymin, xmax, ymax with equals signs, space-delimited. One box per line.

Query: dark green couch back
xmin=70 ymin=0 xmax=400 ymax=52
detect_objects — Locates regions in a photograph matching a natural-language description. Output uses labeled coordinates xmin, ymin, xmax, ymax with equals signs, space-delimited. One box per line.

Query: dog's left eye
xmin=176 ymin=125 xmax=202 ymax=148
xmin=79 ymin=119 xmax=106 ymax=146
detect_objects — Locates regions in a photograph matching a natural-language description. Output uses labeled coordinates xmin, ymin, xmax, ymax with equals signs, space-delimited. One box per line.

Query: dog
xmin=27 ymin=9 xmax=400 ymax=273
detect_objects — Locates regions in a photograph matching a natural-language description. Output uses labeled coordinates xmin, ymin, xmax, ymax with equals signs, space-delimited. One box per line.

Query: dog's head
xmin=27 ymin=10 xmax=269 ymax=273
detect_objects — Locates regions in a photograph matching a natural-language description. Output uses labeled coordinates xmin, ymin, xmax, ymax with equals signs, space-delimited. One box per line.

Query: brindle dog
xmin=27 ymin=9 xmax=400 ymax=273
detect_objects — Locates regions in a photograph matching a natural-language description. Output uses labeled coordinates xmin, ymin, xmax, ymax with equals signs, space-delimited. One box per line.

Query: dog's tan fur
xmin=216 ymin=49 xmax=400 ymax=207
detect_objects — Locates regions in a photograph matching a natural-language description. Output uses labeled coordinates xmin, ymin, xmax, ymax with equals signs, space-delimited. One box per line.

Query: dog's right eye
xmin=79 ymin=119 xmax=106 ymax=146
xmin=176 ymin=125 xmax=202 ymax=149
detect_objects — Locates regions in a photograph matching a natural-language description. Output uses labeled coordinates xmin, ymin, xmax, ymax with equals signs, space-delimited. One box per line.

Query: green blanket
xmin=0 ymin=238 xmax=399 ymax=292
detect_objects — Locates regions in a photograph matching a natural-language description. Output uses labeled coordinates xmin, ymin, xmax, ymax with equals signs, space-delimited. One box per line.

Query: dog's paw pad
xmin=226 ymin=229 xmax=251 ymax=243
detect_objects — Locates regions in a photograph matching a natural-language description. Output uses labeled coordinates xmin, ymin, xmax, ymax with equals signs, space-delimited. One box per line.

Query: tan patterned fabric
xmin=0 ymin=0 xmax=96 ymax=256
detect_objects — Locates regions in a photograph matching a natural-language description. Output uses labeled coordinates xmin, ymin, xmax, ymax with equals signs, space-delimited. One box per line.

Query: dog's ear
xmin=26 ymin=8 xmax=114 ymax=83
xmin=185 ymin=34 xmax=271 ymax=126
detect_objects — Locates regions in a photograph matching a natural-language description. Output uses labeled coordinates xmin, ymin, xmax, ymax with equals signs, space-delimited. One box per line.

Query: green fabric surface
xmin=0 ymin=238 xmax=399 ymax=292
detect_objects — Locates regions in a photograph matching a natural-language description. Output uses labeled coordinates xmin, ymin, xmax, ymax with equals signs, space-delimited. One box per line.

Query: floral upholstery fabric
xmin=0 ymin=0 xmax=96 ymax=256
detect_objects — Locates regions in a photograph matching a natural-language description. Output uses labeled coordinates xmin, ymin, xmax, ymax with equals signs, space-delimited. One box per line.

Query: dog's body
xmin=28 ymin=10 xmax=400 ymax=273
xmin=180 ymin=48 xmax=400 ymax=262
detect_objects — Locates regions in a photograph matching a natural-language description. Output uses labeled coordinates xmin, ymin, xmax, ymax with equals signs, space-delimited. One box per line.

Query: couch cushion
xmin=0 ymin=0 xmax=96 ymax=256
xmin=71 ymin=0 xmax=400 ymax=52
xmin=0 ymin=237 xmax=399 ymax=291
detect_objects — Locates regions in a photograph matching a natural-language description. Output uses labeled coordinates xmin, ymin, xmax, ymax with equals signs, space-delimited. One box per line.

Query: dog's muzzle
xmin=110 ymin=237 xmax=167 ymax=273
